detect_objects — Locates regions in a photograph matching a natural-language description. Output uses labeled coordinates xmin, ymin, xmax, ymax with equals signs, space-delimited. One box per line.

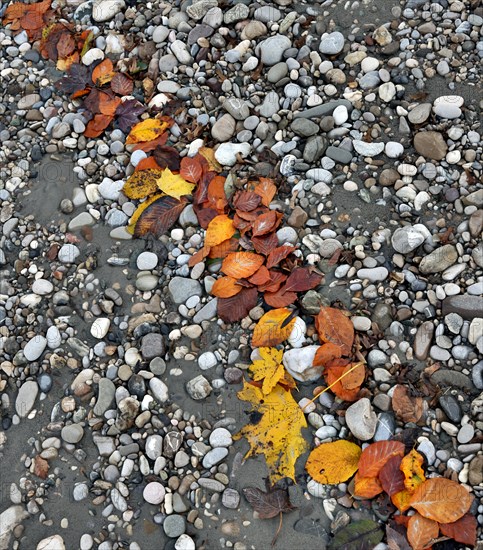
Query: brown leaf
xmin=439 ymin=514 xmax=477 ymax=547
xmin=266 ymin=246 xmax=296 ymax=269
xmin=253 ymin=177 xmax=277 ymax=206
xmin=252 ymin=232 xmax=279 ymax=256
xmin=243 ymin=486 xmax=295 ymax=519
xmin=221 ymin=252 xmax=265 ymax=279
xmin=313 ymin=343 xmax=343 ymax=367
xmin=324 ymin=360 xmax=360 ymax=402
xmin=233 ymin=190 xmax=262 ymax=212
xmin=152 ymin=145 xmax=181 ymax=171
xmin=264 ymin=289 xmax=297 ymax=308
xmin=392 ymin=385 xmax=424 ymax=424
xmin=282 ymin=266 xmax=322 ymax=293
xmin=252 ymin=211 xmax=281 ymax=237
xmin=56 ymin=31 xmax=75 ymax=59
xmin=208 ymin=238 xmax=239 ymax=259
xmin=84 ymin=113 xmax=113 ymax=138
xmin=407 ymin=513 xmax=439 ymax=550
xmin=358 ymin=441 xmax=406 ymax=478
xmin=187 ymin=246 xmax=210 ymax=267
xmin=386 ymin=525 xmax=411 ymax=550
xmin=353 ymin=472 xmax=384 ymax=498
xmin=340 ymin=361 xmax=365 ymax=390
xmin=92 ymin=59 xmax=115 ymax=86
xmin=98 ymin=92 xmax=121 ymax=117
xmin=110 ymin=72 xmax=133 ymax=95
xmin=217 ymin=287 xmax=258 ymax=323
xmin=378 ymin=455 xmax=405 ymax=496
xmin=257 ymin=270 xmax=287 ymax=293
xmin=248 ymin=265 xmax=271 ymax=286
xmin=180 ymin=156 xmax=202 ymax=183
xmin=316 ymin=307 xmax=354 ymax=356
xmin=134 ymin=196 xmax=187 ymax=237
xmin=33 ymin=456 xmax=49 ymax=479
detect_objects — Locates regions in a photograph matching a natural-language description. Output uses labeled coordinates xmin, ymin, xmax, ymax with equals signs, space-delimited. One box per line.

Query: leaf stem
xmin=271 ymin=511 xmax=283 ymax=547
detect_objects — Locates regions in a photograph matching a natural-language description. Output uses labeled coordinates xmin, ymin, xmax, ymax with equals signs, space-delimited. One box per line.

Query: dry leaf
xmin=110 ymin=72 xmax=133 ymax=96
xmin=252 ymin=308 xmax=296 ymax=347
xmin=407 ymin=513 xmax=439 ymax=550
xmin=33 ymin=455 xmax=49 ymax=479
xmin=248 ymin=347 xmax=285 ymax=395
xmin=409 ymin=478 xmax=473 ymax=524
xmin=122 ymin=169 xmax=162 ymax=199
xmin=282 ymin=267 xmax=322 ymax=293
xmin=358 ymin=440 xmax=405 ymax=478
xmin=392 ymin=385 xmax=424 ymax=424
xmin=217 ymin=287 xmax=258 ymax=323
xmin=264 ymin=288 xmax=298 ymax=308
xmin=131 ymin=195 xmax=187 ymax=237
xmin=391 ymin=489 xmax=413 ymax=513
xmin=266 ymin=246 xmax=296 ymax=269
xmin=92 ymin=58 xmax=115 ymax=86
xmin=251 ymin=211 xmax=281 ymax=236
xmin=205 ymin=215 xmax=236 ymax=247
xmin=235 ymin=381 xmax=308 ymax=484
xmin=313 ymin=343 xmax=343 ymax=367
xmin=84 ymin=113 xmax=113 ymax=138
xmin=306 ymin=440 xmax=361 ymax=485
xmin=439 ymin=514 xmax=477 ymax=547
xmin=126 ymin=118 xmax=170 ymax=144
xmin=386 ymin=525 xmax=411 ymax=550
xmin=211 ymin=276 xmax=242 ymax=298
xmin=243 ymin=486 xmax=295 ymax=519
xmin=316 ymin=307 xmax=354 ymax=356
xmin=400 ymin=450 xmax=426 ymax=494
xmin=180 ymin=156 xmax=202 ymax=183
xmin=253 ymin=177 xmax=277 ymax=206
xmin=378 ymin=455 xmax=405 ymax=497
xmin=324 ymin=360 xmax=360 ymax=402
xmin=340 ymin=362 xmax=365 ymax=390
xmin=353 ymin=472 xmax=384 ymax=498
xmin=221 ymin=252 xmax=265 ymax=279
xmin=156 ymin=167 xmax=195 ymax=200
xmin=248 ymin=265 xmax=271 ymax=286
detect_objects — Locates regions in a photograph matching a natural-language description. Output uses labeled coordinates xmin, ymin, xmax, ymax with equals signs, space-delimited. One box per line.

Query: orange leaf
xmin=135 ymin=157 xmax=162 ymax=172
xmin=252 ymin=308 xmax=296 ymax=348
xmin=264 ymin=289 xmax=298 ymax=308
xmin=257 ymin=270 xmax=287 ymax=293
xmin=211 ymin=277 xmax=243 ymax=298
xmin=248 ymin=265 xmax=271 ymax=286
xmin=198 ymin=146 xmax=222 ymax=172
xmin=84 ymin=113 xmax=113 ymax=138
xmin=340 ymin=362 xmax=365 ymax=390
xmin=98 ymin=93 xmax=121 ymax=117
xmin=316 ymin=307 xmax=354 ymax=356
xmin=400 ymin=450 xmax=426 ymax=494
xmin=353 ymin=472 xmax=384 ymax=498
xmin=207 ymin=175 xmax=228 ymax=213
xmin=358 ymin=441 xmax=405 ymax=478
xmin=313 ymin=343 xmax=343 ymax=367
xmin=409 ymin=478 xmax=473 ymax=524
xmin=439 ymin=514 xmax=477 ymax=547
xmin=208 ymin=238 xmax=239 ymax=259
xmin=205 ymin=215 xmax=236 ymax=247
xmin=392 ymin=489 xmax=413 ymax=513
xmin=407 ymin=513 xmax=439 ymax=550
xmin=180 ymin=156 xmax=202 ymax=183
xmin=251 ymin=211 xmax=281 ymax=237
xmin=254 ymin=177 xmax=277 ymax=207
xmin=325 ymin=361 xmax=360 ymax=402
xmin=221 ymin=252 xmax=265 ymax=279
xmin=92 ymin=59 xmax=115 ymax=86
xmin=188 ymin=246 xmax=210 ymax=267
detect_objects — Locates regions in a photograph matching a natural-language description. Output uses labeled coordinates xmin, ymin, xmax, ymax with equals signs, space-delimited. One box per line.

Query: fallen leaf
xmin=208 ymin=238 xmax=239 ymax=259
xmin=407 ymin=513 xmax=439 ymax=550
xmin=134 ymin=157 xmax=162 ymax=172
xmin=110 ymin=72 xmax=133 ymax=95
xmin=392 ymin=385 xmax=424 ymax=424
xmin=251 ymin=211 xmax=281 ymax=236
xmin=324 ymin=360 xmax=360 ymax=402
xmin=391 ymin=489 xmax=413 ymax=513
xmin=187 ymin=246 xmax=210 ymax=268
xmin=153 ymin=145 xmax=181 ymax=171
xmin=254 ymin=177 xmax=277 ymax=206
xmin=282 ymin=267 xmax=322 ymax=293
xmin=249 ymin=347 xmax=285 ymax=395
xmin=248 ymin=265 xmax=271 ymax=286
xmin=251 ymin=232 xmax=279 ymax=256
xmin=327 ymin=519 xmax=383 ymax=550
xmin=156 ymin=167 xmax=195 ymax=200
xmin=3 ymin=0 xmax=51 ymax=38
xmin=221 ymin=252 xmax=265 ymax=279
xmin=217 ymin=287 xmax=258 ymax=323
xmin=400 ymin=450 xmax=426 ymax=494
xmin=264 ymin=289 xmax=298 ymax=308
xmin=386 ymin=524 xmax=411 ymax=550
xmin=84 ymin=113 xmax=113 ymax=138
xmin=132 ymin=195 xmax=187 ymax=238
xmin=33 ymin=456 xmax=49 ymax=479
xmin=211 ymin=276 xmax=242 ymax=299
xmin=409 ymin=478 xmax=473 ymax=524
xmin=257 ymin=270 xmax=287 ymax=293
xmin=353 ymin=472 xmax=384 ymax=498
xmin=126 ymin=118 xmax=171 ymax=144
xmin=358 ymin=440 xmax=405 ymax=478
xmin=235 ymin=381 xmax=308 ymax=484
xmin=439 ymin=514 xmax=477 ymax=547
xmin=180 ymin=156 xmax=202 ymax=183
xmin=92 ymin=58 xmax=115 ymax=86
xmin=252 ymin=308 xmax=296 ymax=347
xmin=313 ymin=343 xmax=343 ymax=367
xmin=56 ymin=63 xmax=92 ymax=96
xmin=205 ymin=215 xmax=236 ymax=247
xmin=122 ymin=169 xmax=162 ymax=199
xmin=132 ymin=132 xmax=169 ymax=153
xmin=97 ymin=92 xmax=121 ymax=117
xmin=56 ymin=31 xmax=75 ymax=59
xmin=198 ymin=146 xmax=222 ymax=172
xmin=306 ymin=440 xmax=361 ymax=485
xmin=243 ymin=486 xmax=295 ymax=519
xmin=115 ymin=99 xmax=145 ymax=133
xmin=316 ymin=307 xmax=354 ymax=356
xmin=378 ymin=455 xmax=405 ymax=497
xmin=207 ymin=175 xmax=228 ymax=213
xmin=265 ymin=246 xmax=296 ymax=269
xmin=340 ymin=362 xmax=365 ymax=390
xmin=233 ymin=190 xmax=261 ymax=212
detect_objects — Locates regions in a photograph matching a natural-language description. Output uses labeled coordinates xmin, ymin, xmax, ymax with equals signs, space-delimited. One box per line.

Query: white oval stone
xmin=90 ymin=318 xmax=110 ymax=339
xmin=136 ymin=252 xmax=158 ymax=270
xmin=32 ymin=279 xmax=53 ymax=295
xmin=283 ymin=345 xmax=322 ymax=382
xmin=288 ymin=317 xmax=306 ymax=348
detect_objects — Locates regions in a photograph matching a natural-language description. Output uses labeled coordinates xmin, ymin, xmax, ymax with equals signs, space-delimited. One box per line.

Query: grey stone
xmin=258 ymin=35 xmax=291 ymax=65
xmin=414 ymin=321 xmax=434 ymax=360
xmin=163 ymin=514 xmax=186 ymax=538
xmin=15 ymin=380 xmax=39 ymax=417
xmin=419 ymin=245 xmax=457 ymax=274
xmin=202 ymin=447 xmax=228 ymax=468
xmin=391 ymin=226 xmax=425 ymax=253
xmin=353 ymin=140 xmax=384 ymax=157
xmin=24 ymin=336 xmax=47 ymax=361
xmin=408 ymin=103 xmax=432 ymax=124
xmin=374 ymin=412 xmax=395 ymax=441
xmin=93 ymin=378 xmax=116 ymax=416
xmin=430 ymin=369 xmax=473 ymax=390
xmin=149 ymin=378 xmax=169 ymax=403
xmin=224 ymin=3 xmax=249 ymax=23
xmin=93 ymin=435 xmax=116 ymax=456
xmin=223 ymin=98 xmax=250 ymax=120
xmin=186 ymin=375 xmax=212 ymax=400
xmin=291 ymin=119 xmax=319 ymax=137
xmin=257 ymin=91 xmax=279 ymax=118
xmin=345 ymin=398 xmax=377 ymax=441
xmin=439 ymin=395 xmax=462 ymax=423
xmin=442 ymin=295 xmax=483 ymax=320
xmin=294 ymin=99 xmax=352 ymax=119
xmin=186 ymin=0 xmax=217 ymax=20
xmin=325 ymin=145 xmax=352 ymax=164
xmin=414 ymin=131 xmax=447 ymax=160
xmin=61 ymin=424 xmax=84 ymax=444
xmin=141 ymin=333 xmax=165 ymax=360
xmin=222 ymin=488 xmax=240 ymax=509
xmin=212 ymin=114 xmax=236 ymax=141
xmin=319 ymin=32 xmax=345 ymax=55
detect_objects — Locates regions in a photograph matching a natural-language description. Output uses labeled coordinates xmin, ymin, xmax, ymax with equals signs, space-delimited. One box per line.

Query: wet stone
xmin=439 ymin=395 xmax=462 ymax=423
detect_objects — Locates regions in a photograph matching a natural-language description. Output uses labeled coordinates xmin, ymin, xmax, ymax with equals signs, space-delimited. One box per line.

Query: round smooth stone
xmin=143 ymin=482 xmax=165 ymax=504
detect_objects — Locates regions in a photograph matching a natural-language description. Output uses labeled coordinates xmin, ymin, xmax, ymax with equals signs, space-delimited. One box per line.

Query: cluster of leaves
xmin=40 ymin=21 xmax=94 ymax=71
xmin=304 ymin=440 xmax=476 ymax=549
xmin=187 ymin=178 xmax=323 ymax=321
xmin=2 ymin=0 xmax=54 ymax=40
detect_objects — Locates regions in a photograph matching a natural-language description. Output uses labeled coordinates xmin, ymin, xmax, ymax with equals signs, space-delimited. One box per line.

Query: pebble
xmin=143 ymin=482 xmax=165 ymax=505
xmin=24 ymin=336 xmax=47 ymax=361
xmin=15 ymin=380 xmax=39 ymax=418
xmin=258 ymin=35 xmax=291 ymax=65
xmin=61 ymin=424 xmax=84 ymax=444
xmin=391 ymin=226 xmax=425 ymax=253
xmin=136 ymin=252 xmax=158 ymax=270
xmin=283 ymin=346 xmax=322 ymax=382
xmin=419 ymin=245 xmax=458 ymax=274
xmin=163 ymin=515 xmax=186 ymax=538
xmin=319 ymin=32 xmax=345 ymax=55
xmin=345 ymin=398 xmax=377 ymax=441
xmin=209 ymin=428 xmax=232 ymax=448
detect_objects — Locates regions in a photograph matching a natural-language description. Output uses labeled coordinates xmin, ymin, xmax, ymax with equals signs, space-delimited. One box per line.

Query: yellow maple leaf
xmin=249 ymin=347 xmax=285 ymax=395
xmin=126 ymin=118 xmax=170 ymax=144
xmin=400 ymin=449 xmax=426 ymax=494
xmin=156 ymin=168 xmax=195 ymax=200
xmin=234 ymin=381 xmax=308 ymax=484
xmin=306 ymin=440 xmax=362 ymax=485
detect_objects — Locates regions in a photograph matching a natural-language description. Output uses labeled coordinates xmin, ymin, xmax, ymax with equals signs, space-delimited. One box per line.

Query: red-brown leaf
xmin=392 ymin=385 xmax=424 ymax=424
xmin=252 ymin=233 xmax=279 ymax=255
xmin=358 ymin=441 xmax=406 ymax=478
xmin=378 ymin=455 xmax=406 ymax=496
xmin=407 ymin=513 xmax=439 ymax=550
xmin=153 ymin=145 xmax=180 ymax=171
xmin=264 ymin=289 xmax=297 ymax=308
xmin=313 ymin=343 xmax=343 ymax=367
xmin=253 ymin=177 xmax=277 ymax=206
xmin=33 ymin=455 xmax=49 ymax=479
xmin=439 ymin=514 xmax=477 ymax=547
xmin=233 ymin=190 xmax=262 ymax=212
xmin=217 ymin=287 xmax=258 ymax=323
xmin=282 ymin=267 xmax=322 ymax=293
xmin=251 ymin=211 xmax=281 ymax=236
xmin=180 ymin=156 xmax=202 ymax=183
xmin=134 ymin=196 xmax=187 ymax=237
xmin=248 ymin=265 xmax=271 ymax=286
xmin=84 ymin=113 xmax=113 ymax=138
xmin=257 ymin=271 xmax=287 ymax=293
xmin=315 ymin=306 xmax=354 ymax=356
xmin=266 ymin=245 xmax=296 ymax=269
xmin=111 ymin=72 xmax=133 ymax=96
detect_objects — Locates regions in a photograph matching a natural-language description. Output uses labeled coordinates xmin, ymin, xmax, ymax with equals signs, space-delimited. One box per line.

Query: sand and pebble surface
xmin=0 ymin=0 xmax=482 ymax=548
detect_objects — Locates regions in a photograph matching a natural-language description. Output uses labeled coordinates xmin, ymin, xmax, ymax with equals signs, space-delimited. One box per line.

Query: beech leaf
xmin=316 ymin=307 xmax=354 ymax=356
xmin=282 ymin=266 xmax=322 ymax=293
xmin=131 ymin=195 xmax=187 ymax=238
xmin=156 ymin=168 xmax=195 ymax=200
xmin=406 ymin=513 xmax=439 ymax=550
xmin=217 ymin=287 xmax=258 ymax=323
xmin=439 ymin=514 xmax=477 ymax=547
xmin=357 ymin=440 xmax=406 ymax=478
xmin=205 ymin=215 xmax=236 ymax=247
xmin=221 ymin=252 xmax=265 ymax=279
xmin=306 ymin=440 xmax=361 ymax=485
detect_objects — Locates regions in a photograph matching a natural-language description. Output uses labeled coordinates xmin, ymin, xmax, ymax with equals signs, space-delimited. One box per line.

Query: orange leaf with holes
xmin=439 ymin=514 xmax=477 ymax=547
xmin=407 ymin=513 xmax=439 ymax=550
xmin=353 ymin=472 xmax=384 ymax=499
xmin=211 ymin=277 xmax=242 ymax=299
xmin=205 ymin=215 xmax=236 ymax=247
xmin=316 ymin=307 xmax=354 ymax=356
xmin=358 ymin=440 xmax=405 ymax=478
xmin=221 ymin=252 xmax=265 ymax=279
xmin=92 ymin=59 xmax=115 ymax=86
xmin=400 ymin=450 xmax=426 ymax=494
xmin=252 ymin=308 xmax=296 ymax=348
xmin=313 ymin=343 xmax=343 ymax=367
xmin=409 ymin=478 xmax=472 ymax=524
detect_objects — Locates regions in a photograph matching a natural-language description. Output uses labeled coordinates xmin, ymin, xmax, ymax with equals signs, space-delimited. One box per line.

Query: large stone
xmin=211 ymin=114 xmax=236 ymax=141
xmin=414 ymin=321 xmax=434 ymax=360
xmin=0 ymin=506 xmax=29 ymax=549
xmin=141 ymin=333 xmax=165 ymax=359
xmin=24 ymin=336 xmax=47 ymax=361
xmin=15 ymin=380 xmax=38 ymax=418
xmin=345 ymin=398 xmax=377 ymax=441
xmin=391 ymin=226 xmax=425 ymax=253
xmin=214 ymin=143 xmax=250 ymax=166
xmin=319 ymin=32 xmax=345 ymax=55
xmin=442 ymin=295 xmax=483 ymax=320
xmin=93 ymin=378 xmax=116 ymax=416
xmin=413 ymin=131 xmax=447 ymax=160
xmin=408 ymin=103 xmax=432 ymax=125
xmin=168 ymin=277 xmax=202 ymax=304
xmin=258 ymin=35 xmax=291 ymax=65
xmin=283 ymin=346 xmax=323 ymax=382
xmin=419 ymin=245 xmax=457 ymax=273
xmin=92 ymin=0 xmax=125 ymax=22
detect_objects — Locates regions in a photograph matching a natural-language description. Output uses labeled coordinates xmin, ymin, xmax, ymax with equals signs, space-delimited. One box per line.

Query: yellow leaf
xmin=252 ymin=308 xmax=296 ymax=348
xmin=234 ymin=381 xmax=308 ymax=484
xmin=156 ymin=168 xmax=195 ymax=200
xmin=123 ymin=169 xmax=164 ymax=199
xmin=205 ymin=215 xmax=236 ymax=247
xmin=306 ymin=440 xmax=362 ymax=485
xmin=126 ymin=118 xmax=170 ymax=144
xmin=249 ymin=347 xmax=285 ymax=395
xmin=127 ymin=192 xmax=164 ymax=234
xmin=198 ymin=146 xmax=222 ymax=172
xmin=400 ymin=449 xmax=426 ymax=494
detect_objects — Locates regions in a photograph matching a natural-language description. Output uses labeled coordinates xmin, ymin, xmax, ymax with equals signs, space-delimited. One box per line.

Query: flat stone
xmin=319 ymin=32 xmax=345 ymax=55
xmin=353 ymin=140 xmax=384 ymax=157
xmin=24 ymin=335 xmax=47 ymax=361
xmin=258 ymin=34 xmax=291 ymax=65
xmin=442 ymin=295 xmax=483 ymax=320
xmin=92 ymin=0 xmax=125 ymax=21
xmin=413 ymin=131 xmax=447 ymax=160
xmin=58 ymin=244 xmax=80 ymax=263
xmin=325 ymin=145 xmax=352 ymax=164
xmin=164 ymin=514 xmax=186 ymax=538
xmin=15 ymin=380 xmax=39 ymax=417
xmin=294 ymin=99 xmax=352 ymax=119
xmin=61 ymin=424 xmax=84 ymax=444
xmin=90 ymin=317 xmax=110 ymax=339
xmin=419 ymin=245 xmax=457 ymax=273
xmin=414 ymin=321 xmax=434 ymax=360
xmin=391 ymin=226 xmax=425 ymax=253
xmin=439 ymin=395 xmax=462 ymax=423
xmin=93 ymin=378 xmax=115 ymax=416
xmin=136 ymin=252 xmax=158 ymax=270
xmin=214 ymin=143 xmax=251 ymax=166
xmin=202 ymin=447 xmax=228 ymax=468
xmin=209 ymin=427 xmax=232 ymax=448
xmin=36 ymin=535 xmax=66 ymax=550
xmin=149 ymin=378 xmax=169 ymax=403
xmin=141 ymin=333 xmax=165 ymax=360
xmin=186 ymin=375 xmax=212 ymax=400
xmin=168 ymin=277 xmax=202 ymax=304
xmin=408 ymin=103 xmax=432 ymax=124
xmin=291 ymin=118 xmax=319 ymax=137
xmin=143 ymin=481 xmax=165 ymax=504
xmin=212 ymin=114 xmax=236 ymax=142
